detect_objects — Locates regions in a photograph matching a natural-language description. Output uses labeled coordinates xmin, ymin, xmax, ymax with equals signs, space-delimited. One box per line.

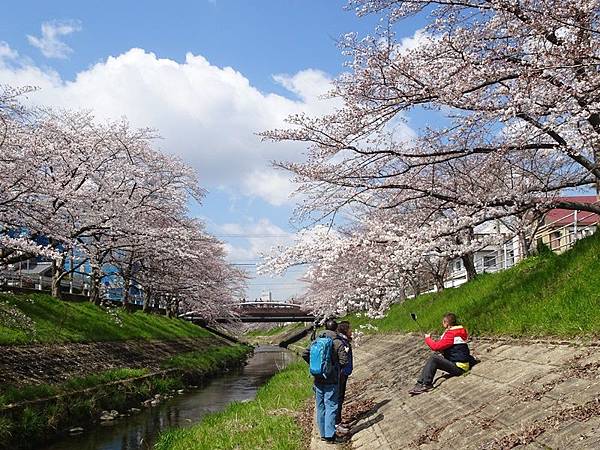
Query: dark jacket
xmin=338 ymin=333 xmax=353 ymax=376
xmin=302 ymin=330 xmax=349 ymax=385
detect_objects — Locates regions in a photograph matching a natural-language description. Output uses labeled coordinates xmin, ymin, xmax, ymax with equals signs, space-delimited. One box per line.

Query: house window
xmin=550 ymin=231 xmax=561 ymax=250
xmin=453 ymin=260 xmax=462 ymax=271
xmin=483 ymin=255 xmax=497 ymax=270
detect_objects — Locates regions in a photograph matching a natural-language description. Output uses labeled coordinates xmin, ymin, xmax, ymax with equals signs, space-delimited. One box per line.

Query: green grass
xmin=155 ymin=361 xmax=313 ymax=450
xmin=0 ymin=368 xmax=150 ymax=408
xmin=349 ymin=233 xmax=600 ymax=337
xmin=0 ymin=369 xmax=181 ymax=449
xmin=245 ymin=323 xmax=305 ymax=337
xmin=161 ymin=345 xmax=252 ymax=372
xmin=0 ymin=292 xmax=211 ymax=345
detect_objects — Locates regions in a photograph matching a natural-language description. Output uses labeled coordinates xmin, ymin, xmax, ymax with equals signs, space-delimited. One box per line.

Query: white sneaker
xmin=336 ymin=424 xmax=349 ymax=434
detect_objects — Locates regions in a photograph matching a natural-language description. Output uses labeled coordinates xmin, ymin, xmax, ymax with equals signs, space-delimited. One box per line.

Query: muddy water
xmin=41 ymin=346 xmax=295 ymax=450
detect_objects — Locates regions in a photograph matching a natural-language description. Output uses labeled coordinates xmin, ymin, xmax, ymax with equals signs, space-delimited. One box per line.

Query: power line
xmin=215 ymin=234 xmax=291 ymax=238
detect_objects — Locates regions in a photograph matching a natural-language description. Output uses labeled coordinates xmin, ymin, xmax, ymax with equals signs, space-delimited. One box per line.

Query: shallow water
xmin=41 ymin=345 xmax=295 ymax=450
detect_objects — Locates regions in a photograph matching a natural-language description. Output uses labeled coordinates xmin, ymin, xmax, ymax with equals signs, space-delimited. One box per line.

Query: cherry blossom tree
xmin=262 ymin=0 xmax=600 ymax=315
xmin=123 ymin=218 xmax=245 ymax=318
xmin=0 ymin=86 xmax=244 ymax=321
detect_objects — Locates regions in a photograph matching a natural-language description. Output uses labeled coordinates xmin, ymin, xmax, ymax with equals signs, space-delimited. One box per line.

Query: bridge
xmin=180 ymin=302 xmax=320 ymax=348
xmin=181 ymin=301 xmax=316 ymax=324
xmin=224 ymin=301 xmax=316 ymax=323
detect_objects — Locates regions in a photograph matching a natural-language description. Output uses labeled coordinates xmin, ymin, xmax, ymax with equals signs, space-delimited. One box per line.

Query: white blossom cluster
xmin=0 ymin=299 xmax=37 ymax=338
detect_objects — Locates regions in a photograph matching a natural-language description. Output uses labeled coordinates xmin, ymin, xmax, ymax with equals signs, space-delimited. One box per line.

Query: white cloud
xmin=397 ymin=29 xmax=432 ymax=53
xmin=273 ymin=69 xmax=342 ymax=112
xmin=0 ymin=42 xmax=18 ymax=60
xmin=242 ymin=170 xmax=296 ymax=206
xmin=381 ymin=28 xmax=435 ymax=59
xmin=218 ymin=218 xmax=293 ymax=261
xmin=27 ymin=20 xmax=82 ymax=59
xmin=0 ymin=47 xmax=339 ymax=205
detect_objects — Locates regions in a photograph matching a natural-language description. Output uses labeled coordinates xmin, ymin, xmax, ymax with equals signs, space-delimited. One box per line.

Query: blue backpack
xmin=309 ymin=336 xmax=334 ymax=378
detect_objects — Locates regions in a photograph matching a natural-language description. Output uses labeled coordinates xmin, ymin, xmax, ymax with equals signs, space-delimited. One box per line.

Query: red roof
xmin=545 ymin=196 xmax=600 ymax=226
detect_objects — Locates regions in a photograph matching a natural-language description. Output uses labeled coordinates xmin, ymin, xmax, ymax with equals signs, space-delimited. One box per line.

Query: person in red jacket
xmin=409 ymin=313 xmax=474 ymax=395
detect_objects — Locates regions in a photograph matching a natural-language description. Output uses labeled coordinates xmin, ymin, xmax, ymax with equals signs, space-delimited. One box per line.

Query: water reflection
xmin=42 ymin=346 xmax=295 ymax=450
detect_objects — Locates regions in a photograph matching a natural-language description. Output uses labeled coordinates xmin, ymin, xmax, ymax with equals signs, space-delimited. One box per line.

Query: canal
xmin=41 ymin=345 xmax=295 ymax=450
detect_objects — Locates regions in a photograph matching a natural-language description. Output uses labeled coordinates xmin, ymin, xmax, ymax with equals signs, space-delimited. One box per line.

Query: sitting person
xmin=409 ymin=312 xmax=475 ymax=395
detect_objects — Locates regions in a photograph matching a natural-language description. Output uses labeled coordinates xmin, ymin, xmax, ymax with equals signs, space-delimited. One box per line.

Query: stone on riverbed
xmin=99 ymin=410 xmax=120 ymax=421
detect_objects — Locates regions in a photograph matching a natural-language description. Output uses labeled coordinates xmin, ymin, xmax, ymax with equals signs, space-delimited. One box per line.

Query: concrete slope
xmin=341 ymin=334 xmax=600 ymax=450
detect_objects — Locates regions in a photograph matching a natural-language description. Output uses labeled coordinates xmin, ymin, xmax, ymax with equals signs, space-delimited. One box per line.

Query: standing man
xmin=335 ymin=321 xmax=353 ymax=434
xmin=303 ymin=319 xmax=349 ymax=444
xmin=409 ymin=312 xmax=473 ymax=395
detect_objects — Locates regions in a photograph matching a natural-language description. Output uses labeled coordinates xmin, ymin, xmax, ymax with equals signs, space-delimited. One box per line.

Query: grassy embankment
xmin=155 ymin=361 xmax=312 ymax=450
xmin=0 ymin=291 xmax=212 ymax=345
xmin=245 ymin=322 xmax=304 ymax=338
xmin=155 ymin=327 xmax=315 ymax=450
xmin=350 ymin=233 xmax=600 ymax=337
xmin=0 ymin=345 xmax=251 ymax=408
xmin=0 ymin=292 xmax=252 ymax=448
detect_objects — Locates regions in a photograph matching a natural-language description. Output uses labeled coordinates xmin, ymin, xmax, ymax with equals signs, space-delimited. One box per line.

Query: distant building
xmin=259 ymin=290 xmax=273 ymax=302
xmin=445 ymin=220 xmax=517 ymax=289
xmin=444 ymin=196 xmax=599 ymax=290
xmin=535 ymin=196 xmax=599 ymax=252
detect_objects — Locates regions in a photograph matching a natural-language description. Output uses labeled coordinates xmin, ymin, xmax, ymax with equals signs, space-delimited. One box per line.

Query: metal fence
xmin=1 ymin=271 xmax=89 ymax=295
xmin=0 ymin=270 xmax=145 ymax=305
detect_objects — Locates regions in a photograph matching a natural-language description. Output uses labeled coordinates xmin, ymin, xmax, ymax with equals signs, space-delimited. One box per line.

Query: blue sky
xmin=1 ymin=0 xmax=425 ymax=300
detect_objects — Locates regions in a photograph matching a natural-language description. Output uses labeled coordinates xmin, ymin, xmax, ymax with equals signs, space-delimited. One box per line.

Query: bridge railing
xmin=233 ymin=301 xmax=303 ymax=309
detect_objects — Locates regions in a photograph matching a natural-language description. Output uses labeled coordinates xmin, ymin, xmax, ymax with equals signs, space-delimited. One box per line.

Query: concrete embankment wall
xmin=0 ymin=336 xmax=223 ymax=385
xmin=343 ymin=334 xmax=600 ymax=450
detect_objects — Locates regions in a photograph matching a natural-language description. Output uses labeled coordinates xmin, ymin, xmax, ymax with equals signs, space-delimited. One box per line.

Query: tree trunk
xmin=51 ymin=258 xmax=65 ymax=299
xmin=461 ymin=253 xmax=477 ymax=281
xmin=434 ymin=276 xmax=445 ymax=292
xmin=518 ymin=232 xmax=532 ymax=259
xmin=89 ymin=266 xmax=102 ymax=305
xmin=408 ymin=277 xmax=421 ymax=298
xmin=142 ymin=289 xmax=152 ymax=313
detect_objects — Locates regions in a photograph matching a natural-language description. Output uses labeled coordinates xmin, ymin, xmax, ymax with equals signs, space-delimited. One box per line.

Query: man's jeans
xmin=314 ymin=383 xmax=339 ymax=438
xmin=418 ymin=354 xmax=465 ymax=386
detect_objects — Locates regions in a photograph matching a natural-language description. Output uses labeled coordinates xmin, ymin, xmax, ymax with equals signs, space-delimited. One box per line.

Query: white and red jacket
xmin=425 ymin=325 xmax=471 ymax=363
